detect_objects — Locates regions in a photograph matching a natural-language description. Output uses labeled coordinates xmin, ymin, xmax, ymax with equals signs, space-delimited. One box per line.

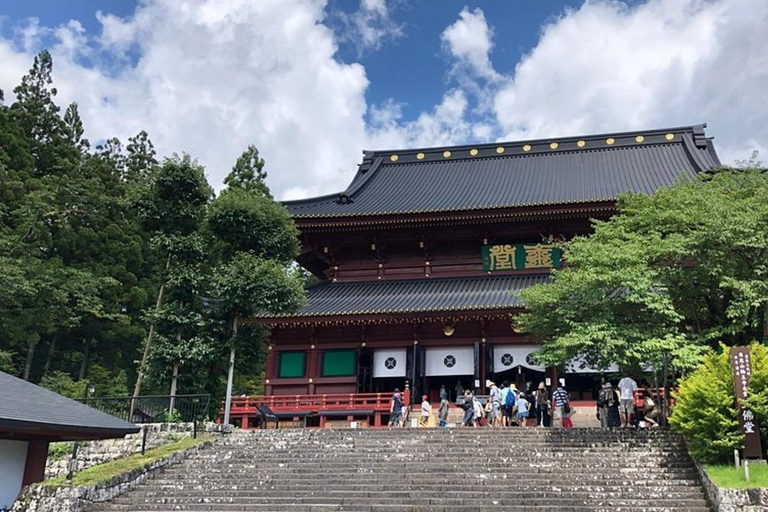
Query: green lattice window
xmin=321 ymin=350 xmax=356 ymax=377
xmin=278 ymin=351 xmax=306 ymax=378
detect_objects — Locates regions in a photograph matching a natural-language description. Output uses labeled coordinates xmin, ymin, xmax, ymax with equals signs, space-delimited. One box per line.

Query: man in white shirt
xmin=617 ymin=376 xmax=638 ymax=427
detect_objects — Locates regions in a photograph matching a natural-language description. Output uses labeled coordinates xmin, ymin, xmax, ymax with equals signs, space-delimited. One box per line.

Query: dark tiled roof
xmin=0 ymin=371 xmax=140 ymax=439
xmin=285 ymin=125 xmax=720 ymax=218
xmin=257 ymin=274 xmax=549 ymax=319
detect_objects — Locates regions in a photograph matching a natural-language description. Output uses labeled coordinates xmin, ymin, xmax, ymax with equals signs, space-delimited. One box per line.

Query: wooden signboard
xmin=730 ymin=347 xmax=763 ymax=458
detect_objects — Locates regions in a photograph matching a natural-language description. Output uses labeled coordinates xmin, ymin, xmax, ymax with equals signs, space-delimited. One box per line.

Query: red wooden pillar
xmin=265 ymin=345 xmax=277 ymax=395
xmin=374 ymin=412 xmax=382 ymax=427
xmin=307 ymin=346 xmax=319 ymax=394
xmin=22 ymin=439 xmax=49 ymax=485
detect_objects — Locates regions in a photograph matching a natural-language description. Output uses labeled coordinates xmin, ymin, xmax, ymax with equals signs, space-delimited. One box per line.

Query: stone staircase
xmin=91 ymin=428 xmax=711 ymax=511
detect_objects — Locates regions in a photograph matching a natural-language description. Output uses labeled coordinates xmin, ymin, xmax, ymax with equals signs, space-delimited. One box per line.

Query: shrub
xmin=670 ymin=343 xmax=768 ymax=463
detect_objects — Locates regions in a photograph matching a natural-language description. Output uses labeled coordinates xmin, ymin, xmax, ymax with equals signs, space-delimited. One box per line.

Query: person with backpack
xmin=596 ymin=378 xmax=614 ymax=429
xmin=552 ymin=383 xmax=571 ymax=428
xmin=389 ymin=388 xmax=403 ymax=428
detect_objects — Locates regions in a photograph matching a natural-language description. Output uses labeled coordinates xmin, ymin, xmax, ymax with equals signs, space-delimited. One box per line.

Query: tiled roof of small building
xmin=285 ymin=124 xmax=720 ymax=218
xmin=256 ymin=274 xmax=549 ymax=319
xmin=0 ymin=371 xmax=140 ymax=440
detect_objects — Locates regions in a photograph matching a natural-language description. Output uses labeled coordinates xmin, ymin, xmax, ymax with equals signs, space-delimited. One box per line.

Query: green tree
xmin=670 ymin=343 xmax=768 ymax=462
xmin=519 ymin=169 xmax=768 ymax=391
xmin=132 ymin=155 xmax=213 ymax=409
xmin=208 ymin=157 xmax=304 ymax=423
xmin=224 ymin=144 xmax=271 ymax=197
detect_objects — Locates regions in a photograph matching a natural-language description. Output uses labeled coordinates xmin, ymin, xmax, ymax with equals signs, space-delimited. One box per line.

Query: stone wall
xmin=12 ymin=440 xmax=211 ymax=512
xmin=45 ymin=422 xmax=230 ymax=479
xmin=695 ymin=460 xmax=768 ymax=511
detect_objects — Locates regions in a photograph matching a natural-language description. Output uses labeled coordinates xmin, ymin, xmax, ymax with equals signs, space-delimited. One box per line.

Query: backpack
xmin=504 ymin=389 xmax=516 ymax=408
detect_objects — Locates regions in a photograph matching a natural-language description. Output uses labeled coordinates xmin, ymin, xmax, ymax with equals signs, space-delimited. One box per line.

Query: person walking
xmin=552 ymin=383 xmax=570 ymax=428
xmin=389 ymin=388 xmax=403 ymax=428
xmin=500 ymin=382 xmax=515 ymax=426
xmin=617 ymin=375 xmax=638 ymax=427
xmin=516 ymin=392 xmax=529 ymax=426
xmin=473 ymin=393 xmax=485 ymax=427
xmin=438 ymin=386 xmax=449 ymax=427
xmin=419 ymin=394 xmax=431 ymax=427
xmin=642 ymin=389 xmax=660 ymax=428
xmin=461 ymin=389 xmax=475 ymax=427
xmin=535 ymin=382 xmax=551 ymax=427
xmin=597 ymin=378 xmax=614 ymax=429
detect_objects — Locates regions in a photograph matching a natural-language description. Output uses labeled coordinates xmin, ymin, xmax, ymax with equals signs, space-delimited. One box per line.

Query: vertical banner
xmin=730 ymin=347 xmax=763 ymax=458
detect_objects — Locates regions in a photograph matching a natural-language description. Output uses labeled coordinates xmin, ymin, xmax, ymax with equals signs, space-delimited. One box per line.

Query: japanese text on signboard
xmin=482 ymin=243 xmax=562 ymax=272
xmin=730 ymin=347 xmax=763 ymax=458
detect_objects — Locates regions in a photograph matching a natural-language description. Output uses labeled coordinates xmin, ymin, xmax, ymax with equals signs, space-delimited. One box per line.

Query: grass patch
xmin=706 ymin=464 xmax=768 ymax=488
xmin=42 ymin=435 xmax=209 ymax=489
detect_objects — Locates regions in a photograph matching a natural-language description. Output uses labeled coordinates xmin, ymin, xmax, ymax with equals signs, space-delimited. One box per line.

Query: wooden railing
xmin=229 ymin=393 xmax=392 ymax=414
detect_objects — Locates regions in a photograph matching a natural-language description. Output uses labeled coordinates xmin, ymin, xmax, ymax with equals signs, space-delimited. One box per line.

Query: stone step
xmin=121 ymin=489 xmax=706 ymax=500
xmin=94 ymin=499 xmax=711 ymax=511
xmin=95 ymin=506 xmax=711 ymax=512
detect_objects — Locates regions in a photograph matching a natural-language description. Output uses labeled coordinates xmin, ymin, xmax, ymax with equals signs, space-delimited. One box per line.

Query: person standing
xmin=419 ymin=394 xmax=431 ymax=427
xmin=535 ymin=382 xmax=551 ymax=427
xmin=401 ymin=383 xmax=412 ymax=427
xmin=597 ymin=378 xmax=614 ymax=429
xmin=454 ymin=381 xmax=464 ymax=402
xmin=500 ymin=382 xmax=515 ymax=426
xmin=617 ymin=375 xmax=638 ymax=427
xmin=473 ymin=394 xmax=485 ymax=427
xmin=552 ymin=383 xmax=570 ymax=428
xmin=389 ymin=388 xmax=403 ymax=428
xmin=488 ymin=382 xmax=502 ymax=427
xmin=438 ymin=386 xmax=449 ymax=427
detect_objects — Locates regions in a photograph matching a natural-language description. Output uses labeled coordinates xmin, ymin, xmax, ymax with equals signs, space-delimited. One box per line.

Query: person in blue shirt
xmin=516 ymin=392 xmax=529 ymax=426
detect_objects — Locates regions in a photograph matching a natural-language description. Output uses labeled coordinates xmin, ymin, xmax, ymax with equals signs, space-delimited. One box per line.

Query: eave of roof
xmin=284 ymin=124 xmax=720 ymax=220
xmin=0 ymin=371 xmax=139 ymax=441
xmin=253 ymin=274 xmax=549 ymax=323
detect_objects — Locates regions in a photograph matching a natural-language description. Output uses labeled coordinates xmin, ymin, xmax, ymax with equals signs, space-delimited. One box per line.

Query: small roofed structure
xmin=0 ymin=370 xmax=139 ymax=509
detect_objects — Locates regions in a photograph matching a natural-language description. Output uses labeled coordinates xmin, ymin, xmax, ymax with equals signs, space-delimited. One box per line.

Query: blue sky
xmin=0 ymin=0 xmax=765 ymax=198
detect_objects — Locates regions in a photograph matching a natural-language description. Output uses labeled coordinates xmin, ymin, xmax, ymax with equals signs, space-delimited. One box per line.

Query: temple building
xmin=247 ymin=124 xmax=720 ymax=427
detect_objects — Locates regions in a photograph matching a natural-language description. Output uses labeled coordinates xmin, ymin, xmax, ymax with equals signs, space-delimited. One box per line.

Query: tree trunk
xmin=169 ymin=362 xmax=179 ymax=414
xmin=223 ymin=315 xmax=239 ymax=426
xmin=131 ymin=255 xmax=170 ymax=418
xmin=23 ymin=341 xmax=36 ymax=381
xmin=77 ymin=340 xmax=91 ymax=381
xmin=660 ymin=353 xmax=670 ymax=427
xmin=42 ymin=335 xmax=57 ymax=377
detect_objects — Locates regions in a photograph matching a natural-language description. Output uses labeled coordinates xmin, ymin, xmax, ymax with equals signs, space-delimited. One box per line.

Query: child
xmin=419 ymin=394 xmax=430 ymax=427
xmin=516 ymin=392 xmax=529 ymax=426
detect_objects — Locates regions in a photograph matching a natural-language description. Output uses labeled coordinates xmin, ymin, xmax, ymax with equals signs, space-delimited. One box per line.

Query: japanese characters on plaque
xmin=730 ymin=346 xmax=763 ymax=458
xmin=482 ymin=243 xmax=563 ymax=272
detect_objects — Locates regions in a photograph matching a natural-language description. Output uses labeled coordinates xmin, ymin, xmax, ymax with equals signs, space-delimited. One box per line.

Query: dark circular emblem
xmin=526 ymin=353 xmax=538 ymax=366
xmin=443 ymin=355 xmax=456 ymax=368
xmin=501 ymin=353 xmax=514 ymax=367
xmin=384 ymin=357 xmax=397 ymax=370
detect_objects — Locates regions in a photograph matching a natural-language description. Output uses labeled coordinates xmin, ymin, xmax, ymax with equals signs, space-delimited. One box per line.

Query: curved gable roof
xmin=285 ymin=124 xmax=720 ymax=219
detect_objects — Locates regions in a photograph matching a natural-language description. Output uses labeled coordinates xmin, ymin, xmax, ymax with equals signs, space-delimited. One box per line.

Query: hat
xmin=510 ymin=384 xmax=518 ymax=391
xmin=538 ymin=382 xmax=546 ymax=390
xmin=488 ymin=381 xmax=496 ymax=387
xmin=422 ymin=394 xmax=428 ymax=400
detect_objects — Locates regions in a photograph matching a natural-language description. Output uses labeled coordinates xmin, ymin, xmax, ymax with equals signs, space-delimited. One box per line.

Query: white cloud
xmin=492 ymin=0 xmax=768 ymax=163
xmin=336 ymin=0 xmax=403 ymax=55
xmin=0 ymin=0 xmax=765 ymax=203
xmin=441 ymin=7 xmax=499 ymax=82
xmin=0 ymin=0 xmax=370 ymax=199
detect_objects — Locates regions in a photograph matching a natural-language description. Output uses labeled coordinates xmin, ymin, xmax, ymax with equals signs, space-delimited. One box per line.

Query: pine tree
xmin=224 ymin=144 xmax=271 ymax=197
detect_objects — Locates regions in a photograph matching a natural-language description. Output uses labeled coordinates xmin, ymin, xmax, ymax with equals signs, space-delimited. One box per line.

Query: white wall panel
xmin=425 ymin=346 xmax=474 ymax=376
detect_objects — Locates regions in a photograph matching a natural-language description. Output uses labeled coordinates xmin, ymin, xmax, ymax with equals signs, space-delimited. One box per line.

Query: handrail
xmin=228 ymin=393 xmax=392 ymax=413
